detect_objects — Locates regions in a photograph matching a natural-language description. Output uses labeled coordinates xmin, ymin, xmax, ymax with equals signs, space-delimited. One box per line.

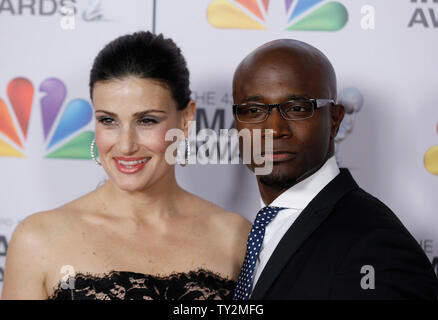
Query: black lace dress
xmin=48 ymin=269 xmax=236 ymax=300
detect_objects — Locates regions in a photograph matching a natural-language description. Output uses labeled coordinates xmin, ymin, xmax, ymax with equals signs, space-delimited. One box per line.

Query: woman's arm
xmin=1 ymin=214 xmax=49 ymax=299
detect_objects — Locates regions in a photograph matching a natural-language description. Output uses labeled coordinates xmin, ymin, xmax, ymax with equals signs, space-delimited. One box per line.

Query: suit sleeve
xmin=329 ymin=228 xmax=438 ymax=299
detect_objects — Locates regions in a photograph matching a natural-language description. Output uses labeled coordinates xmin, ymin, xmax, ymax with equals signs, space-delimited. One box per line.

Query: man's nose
xmin=263 ymin=107 xmax=293 ymax=138
xmin=118 ymin=126 xmax=138 ymax=154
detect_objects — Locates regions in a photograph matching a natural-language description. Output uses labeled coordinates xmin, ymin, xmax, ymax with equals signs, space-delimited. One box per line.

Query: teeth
xmin=117 ymin=158 xmax=148 ymax=166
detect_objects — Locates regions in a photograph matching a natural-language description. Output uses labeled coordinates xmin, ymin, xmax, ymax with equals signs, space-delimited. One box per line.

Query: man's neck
xmin=258 ymin=173 xmax=314 ymax=205
xmin=259 ymin=182 xmax=292 ymax=206
xmin=258 ymin=156 xmax=334 ymax=205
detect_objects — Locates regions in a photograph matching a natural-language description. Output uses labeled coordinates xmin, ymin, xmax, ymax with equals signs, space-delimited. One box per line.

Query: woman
xmin=1 ymin=31 xmax=251 ymax=300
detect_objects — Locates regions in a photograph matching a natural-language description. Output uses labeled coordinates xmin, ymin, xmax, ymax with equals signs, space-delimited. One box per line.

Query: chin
xmin=259 ymin=173 xmax=296 ymax=190
xmin=258 ymin=165 xmax=304 ymax=190
xmin=108 ymin=174 xmax=151 ymax=192
xmin=114 ymin=181 xmax=146 ymax=192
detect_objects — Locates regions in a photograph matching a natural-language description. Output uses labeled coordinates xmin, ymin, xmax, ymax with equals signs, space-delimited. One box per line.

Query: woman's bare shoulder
xmin=14 ymin=191 xmax=97 ymax=240
xmin=213 ymin=208 xmax=252 ymax=231
xmin=1 ymin=196 xmax=93 ymax=299
xmin=186 ymin=193 xmax=252 ymax=232
xmin=9 ymin=211 xmax=52 ymax=252
xmin=188 ymin=196 xmax=251 ymax=269
xmin=5 ymin=209 xmax=67 ymax=275
xmin=11 ymin=210 xmax=70 ymax=250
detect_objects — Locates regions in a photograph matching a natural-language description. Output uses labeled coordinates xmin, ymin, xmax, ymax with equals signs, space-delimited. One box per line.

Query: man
xmin=232 ymin=39 xmax=438 ymax=299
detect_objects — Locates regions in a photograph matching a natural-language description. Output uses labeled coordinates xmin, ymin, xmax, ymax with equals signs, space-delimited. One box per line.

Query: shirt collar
xmin=260 ymin=156 xmax=340 ymax=210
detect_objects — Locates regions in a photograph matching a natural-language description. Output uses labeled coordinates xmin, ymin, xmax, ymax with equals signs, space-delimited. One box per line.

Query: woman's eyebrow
xmin=94 ymin=109 xmax=167 ymax=117
xmin=95 ymin=110 xmax=116 ymax=116
xmin=133 ymin=110 xmax=167 ymax=117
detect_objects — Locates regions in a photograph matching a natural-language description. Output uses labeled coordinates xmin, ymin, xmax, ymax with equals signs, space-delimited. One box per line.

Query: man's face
xmin=233 ymin=52 xmax=340 ymax=189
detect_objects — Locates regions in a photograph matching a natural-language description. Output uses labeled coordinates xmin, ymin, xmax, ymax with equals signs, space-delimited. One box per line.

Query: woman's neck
xmin=96 ymin=169 xmax=185 ymax=222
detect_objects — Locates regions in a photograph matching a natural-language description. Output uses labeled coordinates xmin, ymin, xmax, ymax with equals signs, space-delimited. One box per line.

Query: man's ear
xmin=330 ymin=103 xmax=345 ymax=139
xmin=181 ymin=100 xmax=196 ymax=138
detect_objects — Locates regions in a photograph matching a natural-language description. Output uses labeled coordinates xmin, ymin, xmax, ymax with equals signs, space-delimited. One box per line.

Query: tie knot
xmin=254 ymin=206 xmax=286 ymax=228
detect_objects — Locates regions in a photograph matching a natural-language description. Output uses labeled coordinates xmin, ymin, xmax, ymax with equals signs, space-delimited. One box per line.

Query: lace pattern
xmin=48 ymin=269 xmax=236 ymax=300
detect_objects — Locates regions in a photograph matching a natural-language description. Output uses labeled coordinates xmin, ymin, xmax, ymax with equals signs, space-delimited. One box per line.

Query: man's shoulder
xmin=323 ymin=188 xmax=437 ymax=283
xmin=338 ymin=187 xmax=394 ymax=215
xmin=328 ymin=187 xmax=412 ymax=238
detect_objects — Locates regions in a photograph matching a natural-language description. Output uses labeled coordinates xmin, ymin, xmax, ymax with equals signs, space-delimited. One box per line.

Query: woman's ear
xmin=181 ymin=100 xmax=196 ymax=138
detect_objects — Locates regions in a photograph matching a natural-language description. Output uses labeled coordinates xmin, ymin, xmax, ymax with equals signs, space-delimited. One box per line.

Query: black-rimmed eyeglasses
xmin=232 ymin=98 xmax=335 ymax=123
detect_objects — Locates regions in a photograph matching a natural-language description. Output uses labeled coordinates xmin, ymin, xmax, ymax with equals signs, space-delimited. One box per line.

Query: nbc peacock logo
xmin=207 ymin=0 xmax=348 ymax=31
xmin=0 ymin=78 xmax=33 ymax=157
xmin=0 ymin=77 xmax=94 ymax=159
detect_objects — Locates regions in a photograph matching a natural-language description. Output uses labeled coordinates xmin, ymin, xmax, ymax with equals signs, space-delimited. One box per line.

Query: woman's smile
xmin=113 ymin=156 xmax=152 ymax=174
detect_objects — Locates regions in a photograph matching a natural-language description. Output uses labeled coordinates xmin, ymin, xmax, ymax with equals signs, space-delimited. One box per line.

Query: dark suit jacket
xmin=250 ymin=168 xmax=438 ymax=299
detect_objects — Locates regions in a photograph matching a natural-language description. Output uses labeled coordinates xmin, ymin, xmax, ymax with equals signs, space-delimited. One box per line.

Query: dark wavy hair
xmin=89 ymin=31 xmax=191 ymax=110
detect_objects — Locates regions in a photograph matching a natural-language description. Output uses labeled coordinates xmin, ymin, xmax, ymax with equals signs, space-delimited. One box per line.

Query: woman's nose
xmin=117 ymin=126 xmax=138 ymax=154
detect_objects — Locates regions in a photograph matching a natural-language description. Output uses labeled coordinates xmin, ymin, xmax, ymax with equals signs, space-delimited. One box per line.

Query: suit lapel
xmin=250 ymin=169 xmax=359 ymax=299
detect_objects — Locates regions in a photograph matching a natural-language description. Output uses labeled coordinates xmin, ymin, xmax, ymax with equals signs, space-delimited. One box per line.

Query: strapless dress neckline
xmin=48 ymin=268 xmax=236 ymax=300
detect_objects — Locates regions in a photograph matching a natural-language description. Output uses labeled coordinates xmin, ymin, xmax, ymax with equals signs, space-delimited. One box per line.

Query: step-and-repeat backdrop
xmin=1 ymin=0 xmax=437 ymax=294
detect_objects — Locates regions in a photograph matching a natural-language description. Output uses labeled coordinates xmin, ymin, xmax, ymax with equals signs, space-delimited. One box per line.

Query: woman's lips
xmin=113 ymin=157 xmax=151 ymax=174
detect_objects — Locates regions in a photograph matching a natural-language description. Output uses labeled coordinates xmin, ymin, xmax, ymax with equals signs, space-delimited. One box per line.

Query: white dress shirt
xmin=251 ymin=156 xmax=340 ymax=292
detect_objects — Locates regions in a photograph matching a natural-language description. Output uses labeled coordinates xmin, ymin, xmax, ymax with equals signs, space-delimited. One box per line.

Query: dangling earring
xmin=184 ymin=137 xmax=190 ymax=165
xmin=179 ymin=138 xmax=190 ymax=166
xmin=90 ymin=138 xmax=102 ymax=166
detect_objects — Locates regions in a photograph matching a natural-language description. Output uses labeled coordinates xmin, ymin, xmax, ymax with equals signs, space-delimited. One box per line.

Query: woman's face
xmin=92 ymin=76 xmax=190 ymax=192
